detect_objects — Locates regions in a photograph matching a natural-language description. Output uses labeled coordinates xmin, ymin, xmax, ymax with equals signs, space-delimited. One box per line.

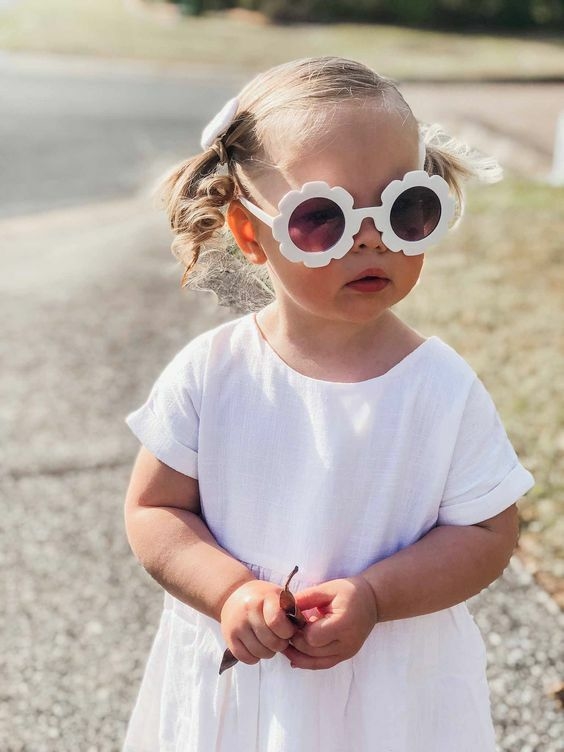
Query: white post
xmin=549 ymin=111 xmax=564 ymax=186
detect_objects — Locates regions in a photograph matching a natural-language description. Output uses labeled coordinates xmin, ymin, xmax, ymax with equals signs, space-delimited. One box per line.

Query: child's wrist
xmin=353 ymin=574 xmax=380 ymax=627
xmin=216 ymin=572 xmax=257 ymax=622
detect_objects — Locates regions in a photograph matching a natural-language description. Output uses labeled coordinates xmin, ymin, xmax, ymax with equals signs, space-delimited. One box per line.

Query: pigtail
xmin=420 ymin=122 xmax=503 ymax=226
xmin=157 ymin=149 xmax=237 ymax=286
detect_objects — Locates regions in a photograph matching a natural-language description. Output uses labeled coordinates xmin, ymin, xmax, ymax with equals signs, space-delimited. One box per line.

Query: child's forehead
xmin=262 ymin=99 xmax=417 ymax=170
xmin=245 ymin=101 xmax=419 ymax=208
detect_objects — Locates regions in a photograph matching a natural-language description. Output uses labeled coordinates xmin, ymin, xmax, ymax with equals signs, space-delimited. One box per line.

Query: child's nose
xmin=353 ymin=216 xmax=385 ymax=252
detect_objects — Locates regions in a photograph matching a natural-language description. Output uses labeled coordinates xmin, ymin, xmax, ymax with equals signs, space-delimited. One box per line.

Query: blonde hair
xmin=157 ymin=56 xmax=501 ymax=311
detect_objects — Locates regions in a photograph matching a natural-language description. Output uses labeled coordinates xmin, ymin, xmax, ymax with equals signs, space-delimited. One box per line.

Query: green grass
xmin=396 ymin=178 xmax=564 ymax=595
xmin=1 ymin=0 xmax=564 ymax=79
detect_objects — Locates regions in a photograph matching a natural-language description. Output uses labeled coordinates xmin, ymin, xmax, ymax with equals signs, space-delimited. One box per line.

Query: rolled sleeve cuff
xmin=438 ymin=463 xmax=534 ymax=526
xmin=125 ymin=405 xmax=198 ymax=479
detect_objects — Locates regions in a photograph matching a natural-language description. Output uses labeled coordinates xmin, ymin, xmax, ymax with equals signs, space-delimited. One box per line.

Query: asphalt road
xmin=2 ymin=54 xmax=562 ymax=222
xmin=1 ymin=55 xmax=563 ymax=750
xmin=0 ymin=54 xmax=247 ymax=220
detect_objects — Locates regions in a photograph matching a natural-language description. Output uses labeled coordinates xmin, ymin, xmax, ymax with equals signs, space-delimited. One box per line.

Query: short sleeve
xmin=438 ymin=377 xmax=534 ymax=526
xmin=125 ymin=352 xmax=200 ymax=479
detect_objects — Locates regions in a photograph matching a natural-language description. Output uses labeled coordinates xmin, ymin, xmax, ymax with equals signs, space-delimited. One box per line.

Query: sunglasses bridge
xmin=346 ymin=206 xmax=390 ymax=235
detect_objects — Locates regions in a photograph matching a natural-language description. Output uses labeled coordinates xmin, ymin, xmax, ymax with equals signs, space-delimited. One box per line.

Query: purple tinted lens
xmin=390 ymin=187 xmax=441 ymax=242
xmin=288 ymin=197 xmax=345 ymax=252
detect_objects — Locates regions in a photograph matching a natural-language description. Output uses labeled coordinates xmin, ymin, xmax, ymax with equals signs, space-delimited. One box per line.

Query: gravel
xmin=469 ymin=562 xmax=564 ymax=750
xmin=2 ymin=464 xmax=562 ymax=750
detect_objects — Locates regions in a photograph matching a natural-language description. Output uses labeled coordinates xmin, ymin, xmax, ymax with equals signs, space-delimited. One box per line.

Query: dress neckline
xmin=249 ymin=312 xmax=438 ymax=387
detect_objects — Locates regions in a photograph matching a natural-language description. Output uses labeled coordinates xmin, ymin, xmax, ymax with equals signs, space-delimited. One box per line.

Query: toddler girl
xmin=123 ymin=56 xmax=534 ymax=752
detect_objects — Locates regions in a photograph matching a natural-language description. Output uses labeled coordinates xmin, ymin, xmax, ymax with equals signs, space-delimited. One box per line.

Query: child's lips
xmin=346 ymin=268 xmax=390 ymax=292
xmin=346 ymin=277 xmax=390 ymax=292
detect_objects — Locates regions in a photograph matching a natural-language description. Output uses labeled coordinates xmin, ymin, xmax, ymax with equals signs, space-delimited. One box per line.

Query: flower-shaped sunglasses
xmin=239 ymin=170 xmax=455 ymax=268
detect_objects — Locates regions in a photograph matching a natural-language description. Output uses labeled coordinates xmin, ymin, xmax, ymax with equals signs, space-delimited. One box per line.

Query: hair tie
xmin=210 ymin=138 xmax=229 ymax=165
xmin=201 ymin=97 xmax=239 ymax=151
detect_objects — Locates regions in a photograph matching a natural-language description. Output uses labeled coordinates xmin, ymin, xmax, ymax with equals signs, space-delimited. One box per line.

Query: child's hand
xmin=220 ymin=580 xmax=298 ymax=665
xmin=283 ymin=576 xmax=378 ymax=670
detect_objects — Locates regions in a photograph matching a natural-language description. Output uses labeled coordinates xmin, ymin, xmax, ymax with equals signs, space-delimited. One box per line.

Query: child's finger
xmin=294 ymin=586 xmax=334 ymax=612
xmin=289 ymin=632 xmax=340 ymax=657
xmin=229 ymin=636 xmax=260 ymax=666
xmin=229 ymin=622 xmax=276 ymax=663
xmin=263 ymin=592 xmax=296 ymax=640
xmin=302 ymin=607 xmax=323 ymax=623
xmin=240 ymin=625 xmax=277 ymax=660
xmin=284 ymin=644 xmax=340 ymax=671
xmin=301 ymin=615 xmax=340 ymax=648
xmin=249 ymin=614 xmax=290 ymax=654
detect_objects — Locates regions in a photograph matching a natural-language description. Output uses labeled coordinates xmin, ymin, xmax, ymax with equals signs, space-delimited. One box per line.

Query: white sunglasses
xmin=239 ymin=170 xmax=455 ymax=268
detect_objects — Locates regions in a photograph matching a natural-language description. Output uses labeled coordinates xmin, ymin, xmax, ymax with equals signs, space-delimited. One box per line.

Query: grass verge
xmin=0 ymin=0 xmax=563 ymax=80
xmin=397 ymin=178 xmax=564 ymax=603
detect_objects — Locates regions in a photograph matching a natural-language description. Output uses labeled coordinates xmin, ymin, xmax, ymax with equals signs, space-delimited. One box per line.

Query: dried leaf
xmin=218 ymin=565 xmax=304 ymax=675
xmin=279 ymin=588 xmax=295 ymax=613
xmin=219 ymin=648 xmax=239 ymax=675
xmin=279 ymin=565 xmax=306 ymax=628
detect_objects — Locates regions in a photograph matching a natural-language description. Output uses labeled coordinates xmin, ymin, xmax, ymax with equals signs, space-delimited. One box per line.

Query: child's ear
xmin=227 ymin=201 xmax=267 ymax=265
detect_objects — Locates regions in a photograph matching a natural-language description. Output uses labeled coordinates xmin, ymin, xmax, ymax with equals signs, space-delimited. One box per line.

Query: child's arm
xmin=285 ymin=505 xmax=518 ymax=670
xmin=125 ymin=446 xmax=296 ymax=663
xmin=363 ymin=503 xmax=519 ymax=620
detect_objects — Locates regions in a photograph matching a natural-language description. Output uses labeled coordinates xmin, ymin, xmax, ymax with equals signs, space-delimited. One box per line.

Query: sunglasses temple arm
xmin=238 ymin=196 xmax=275 ymax=228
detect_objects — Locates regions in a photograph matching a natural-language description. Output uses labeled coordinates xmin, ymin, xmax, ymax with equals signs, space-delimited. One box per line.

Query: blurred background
xmin=1 ymin=1 xmax=563 ymax=750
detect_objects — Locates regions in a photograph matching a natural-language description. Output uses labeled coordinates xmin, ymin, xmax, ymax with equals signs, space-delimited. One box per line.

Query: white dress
xmin=124 ymin=312 xmax=534 ymax=752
